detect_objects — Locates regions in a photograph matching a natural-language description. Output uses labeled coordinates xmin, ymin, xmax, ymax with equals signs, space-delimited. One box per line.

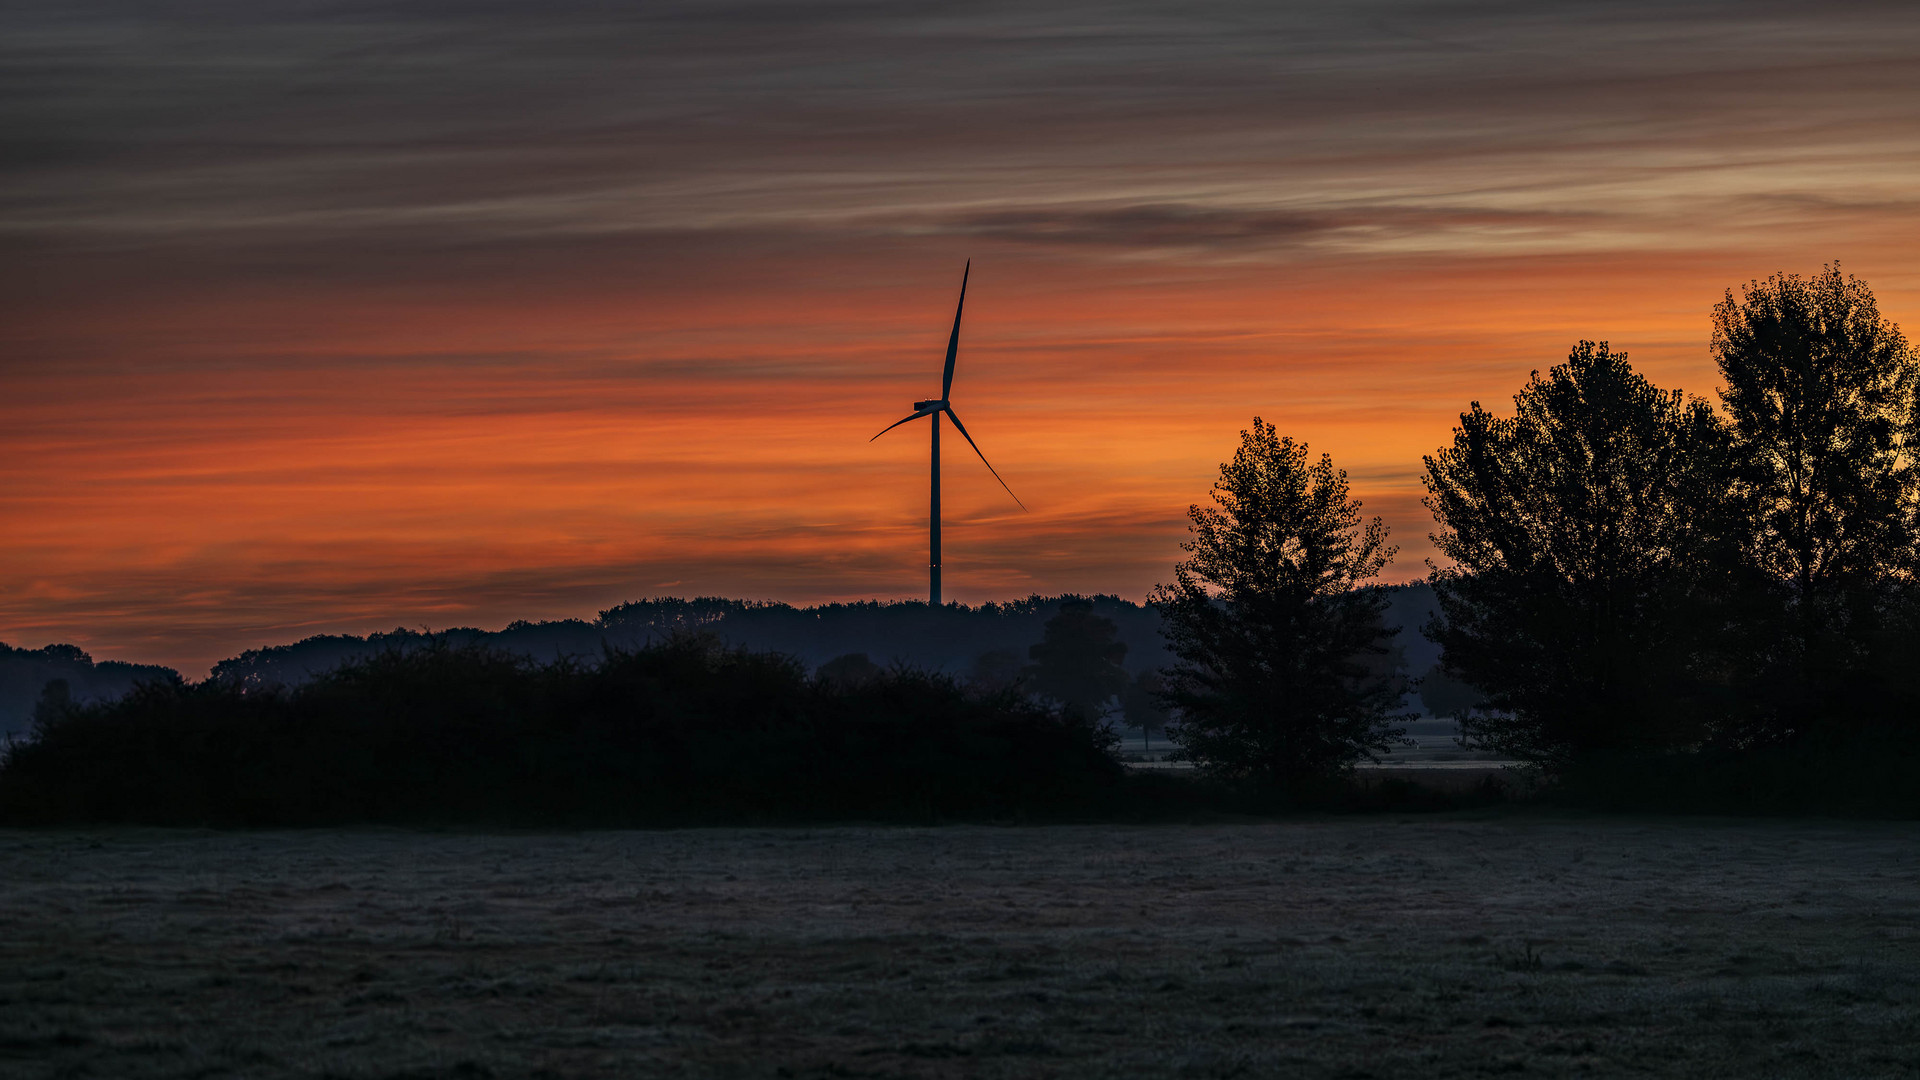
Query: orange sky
xmin=4 ymin=3 xmax=1920 ymax=674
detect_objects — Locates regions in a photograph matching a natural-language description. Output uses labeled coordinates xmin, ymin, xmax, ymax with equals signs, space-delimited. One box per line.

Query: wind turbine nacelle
xmin=914 ymin=399 xmax=948 ymax=411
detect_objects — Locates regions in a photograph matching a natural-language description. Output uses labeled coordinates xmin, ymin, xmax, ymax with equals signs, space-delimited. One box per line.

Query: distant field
xmin=1123 ymin=718 xmax=1515 ymax=776
xmin=4 ymin=818 xmax=1916 ymax=1078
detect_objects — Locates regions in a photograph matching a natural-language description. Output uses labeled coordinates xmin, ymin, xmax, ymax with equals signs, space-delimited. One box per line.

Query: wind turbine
xmin=870 ymin=261 xmax=1025 ymax=606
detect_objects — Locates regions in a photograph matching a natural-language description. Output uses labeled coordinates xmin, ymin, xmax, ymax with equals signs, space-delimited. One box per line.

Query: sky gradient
xmin=6 ymin=0 xmax=1920 ymax=675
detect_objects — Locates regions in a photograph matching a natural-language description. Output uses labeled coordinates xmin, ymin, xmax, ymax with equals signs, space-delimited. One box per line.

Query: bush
xmin=1546 ymin=733 xmax=1920 ymax=817
xmin=0 ymin=635 xmax=1123 ymax=826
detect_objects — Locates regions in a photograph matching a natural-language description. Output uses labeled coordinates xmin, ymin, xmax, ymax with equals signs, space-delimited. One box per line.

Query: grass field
xmin=4 ymin=817 xmax=1917 ymax=1078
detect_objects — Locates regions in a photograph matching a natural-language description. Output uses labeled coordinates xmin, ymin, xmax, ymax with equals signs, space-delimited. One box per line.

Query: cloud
xmin=5 ymin=0 xmax=1920 ymax=668
xmin=5 ymin=0 xmax=1918 ymax=255
xmin=916 ymin=201 xmax=1606 ymax=253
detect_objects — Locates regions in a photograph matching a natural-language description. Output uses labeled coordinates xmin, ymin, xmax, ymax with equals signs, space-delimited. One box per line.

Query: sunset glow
xmin=5 ymin=2 xmax=1920 ymax=674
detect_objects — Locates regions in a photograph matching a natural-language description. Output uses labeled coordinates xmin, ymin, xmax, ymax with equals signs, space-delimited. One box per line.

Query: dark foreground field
xmin=4 ymin=818 xmax=1917 ymax=1079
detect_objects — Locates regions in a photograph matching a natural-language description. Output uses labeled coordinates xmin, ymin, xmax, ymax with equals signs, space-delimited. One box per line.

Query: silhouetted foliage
xmin=1423 ymin=343 xmax=1744 ymax=764
xmin=0 ymin=636 xmax=1123 ymax=826
xmin=1120 ymin=669 xmax=1171 ymax=751
xmin=0 ymin=642 xmax=178 ymax=740
xmin=209 ymin=623 xmax=611 ymax=692
xmin=191 ymin=595 xmax=1175 ymax=699
xmin=595 ymin=597 xmax=786 ymax=637
xmin=1712 ymin=265 xmax=1920 ymax=741
xmin=30 ymin=679 xmax=71 ymax=734
xmin=1416 ymin=272 xmax=1920 ymax=788
xmin=967 ymin=648 xmax=1025 ymax=696
xmin=1151 ymin=419 xmax=1410 ymax=787
xmin=1352 ymin=614 xmax=1411 ymax=703
xmin=0 ymin=592 xmax=1443 ymax=779
xmin=1415 ymin=663 xmax=1482 ymax=721
xmin=1022 ymin=600 xmax=1130 ymax=724
xmin=815 ymin=652 xmax=882 ymax=689
xmin=1546 ymin=730 xmax=1920 ymax=817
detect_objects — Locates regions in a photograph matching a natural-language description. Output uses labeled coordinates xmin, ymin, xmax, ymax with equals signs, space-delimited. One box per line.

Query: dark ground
xmin=3 ymin=817 xmax=1916 ymax=1078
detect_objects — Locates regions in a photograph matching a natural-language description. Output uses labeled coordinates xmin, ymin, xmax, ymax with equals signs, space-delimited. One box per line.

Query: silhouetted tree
xmin=1416 ymin=663 xmax=1481 ymax=720
xmin=816 ymin=652 xmax=882 ymax=689
xmin=0 ymin=638 xmax=1124 ymax=826
xmin=967 ymin=648 xmax=1024 ymax=695
xmin=1353 ymin=607 xmax=1410 ymax=702
xmin=1712 ymin=265 xmax=1920 ymax=738
xmin=1423 ymin=343 xmax=1743 ymax=763
xmin=1151 ymin=419 xmax=1408 ymax=786
xmin=1120 ymin=669 xmax=1171 ymax=751
xmin=1022 ymin=601 xmax=1130 ymax=723
xmin=0 ymin=644 xmax=177 ymax=740
xmin=177 ymin=595 xmax=1181 ymax=712
xmin=31 ymin=679 xmax=71 ymax=735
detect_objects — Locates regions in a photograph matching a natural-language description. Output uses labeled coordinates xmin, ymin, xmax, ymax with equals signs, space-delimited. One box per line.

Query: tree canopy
xmin=1022 ymin=600 xmax=1131 ymax=723
xmin=1713 ymin=264 xmax=1919 ymax=594
xmin=1152 ymin=419 xmax=1407 ymax=786
xmin=1711 ymin=265 xmax=1920 ymax=738
xmin=1423 ymin=342 xmax=1741 ymax=762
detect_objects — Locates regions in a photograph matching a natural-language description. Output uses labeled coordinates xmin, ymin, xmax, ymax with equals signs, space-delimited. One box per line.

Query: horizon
xmin=6 ymin=2 xmax=1920 ymax=676
xmin=3 ymin=580 xmax=1444 ymax=682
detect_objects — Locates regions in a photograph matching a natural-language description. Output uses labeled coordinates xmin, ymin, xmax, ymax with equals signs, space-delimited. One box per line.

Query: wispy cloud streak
xmin=4 ymin=1 xmax=1920 ymax=672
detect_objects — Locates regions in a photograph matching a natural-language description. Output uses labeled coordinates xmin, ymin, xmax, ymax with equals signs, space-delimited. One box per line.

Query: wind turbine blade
xmin=869 ymin=410 xmax=929 ymax=441
xmin=942 ymin=406 xmax=1026 ymax=511
xmin=941 ymin=260 xmax=968 ymax=401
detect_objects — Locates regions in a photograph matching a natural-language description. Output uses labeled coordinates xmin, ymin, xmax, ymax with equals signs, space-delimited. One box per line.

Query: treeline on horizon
xmin=0 ymin=596 xmax=1165 ymax=741
xmin=208 ymin=593 xmax=1182 ymax=694
xmin=0 ymin=587 xmax=1444 ymax=741
xmin=0 ymin=635 xmax=1133 ymax=826
xmin=4 ymin=263 xmax=1919 ymax=823
xmin=0 ymin=642 xmax=177 ymax=740
xmin=0 ymin=591 xmax=1435 ymax=825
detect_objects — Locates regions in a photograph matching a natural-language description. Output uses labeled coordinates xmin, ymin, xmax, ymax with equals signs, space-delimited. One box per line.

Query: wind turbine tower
xmin=870 ymin=262 xmax=1025 ymax=606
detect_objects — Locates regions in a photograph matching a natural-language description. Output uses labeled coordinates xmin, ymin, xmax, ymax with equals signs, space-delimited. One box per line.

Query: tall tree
xmin=1423 ymin=342 xmax=1742 ymax=763
xmin=1120 ymin=669 xmax=1171 ymax=751
xmin=1022 ymin=601 xmax=1130 ymax=723
xmin=1151 ymin=419 xmax=1407 ymax=786
xmin=1711 ymin=266 xmax=1920 ymax=735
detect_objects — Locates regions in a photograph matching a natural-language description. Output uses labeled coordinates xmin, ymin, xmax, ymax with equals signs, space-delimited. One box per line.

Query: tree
xmin=1022 ymin=601 xmax=1130 ymax=723
xmin=816 ymin=652 xmax=881 ymax=689
xmin=1150 ymin=418 xmax=1408 ymax=786
xmin=1423 ymin=342 xmax=1742 ymax=763
xmin=1120 ymin=669 xmax=1171 ymax=751
xmin=966 ymin=648 xmax=1024 ymax=696
xmin=31 ymin=678 xmax=72 ymax=736
xmin=1416 ymin=663 xmax=1481 ymax=720
xmin=1711 ymin=265 xmax=1920 ymax=736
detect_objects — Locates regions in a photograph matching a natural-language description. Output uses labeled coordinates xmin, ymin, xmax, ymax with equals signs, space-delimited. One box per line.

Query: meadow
xmin=4 ymin=817 xmax=1916 ymax=1078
